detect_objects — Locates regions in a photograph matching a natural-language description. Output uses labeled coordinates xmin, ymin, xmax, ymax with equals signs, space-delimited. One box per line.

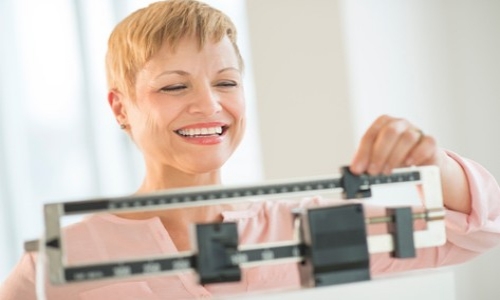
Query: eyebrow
xmin=155 ymin=67 xmax=240 ymax=79
xmin=155 ymin=70 xmax=189 ymax=78
xmin=217 ymin=67 xmax=240 ymax=74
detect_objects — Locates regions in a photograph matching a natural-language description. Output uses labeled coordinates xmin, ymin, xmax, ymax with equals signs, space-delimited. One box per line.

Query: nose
xmin=188 ymin=84 xmax=222 ymax=116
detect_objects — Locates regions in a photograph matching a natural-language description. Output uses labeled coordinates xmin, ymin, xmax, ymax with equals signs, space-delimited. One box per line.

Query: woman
xmin=1 ymin=0 xmax=499 ymax=299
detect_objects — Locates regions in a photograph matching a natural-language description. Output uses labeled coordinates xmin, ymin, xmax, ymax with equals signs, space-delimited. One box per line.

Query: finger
xmin=405 ymin=134 xmax=438 ymax=166
xmin=350 ymin=115 xmax=393 ymax=174
xmin=383 ymin=128 xmax=424 ymax=173
xmin=368 ymin=118 xmax=412 ymax=174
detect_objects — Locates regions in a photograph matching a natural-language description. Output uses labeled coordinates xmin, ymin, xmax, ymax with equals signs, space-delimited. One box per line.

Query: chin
xmin=186 ymin=157 xmax=228 ymax=174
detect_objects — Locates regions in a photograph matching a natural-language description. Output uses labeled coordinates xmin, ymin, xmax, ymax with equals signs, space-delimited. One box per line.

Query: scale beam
xmin=27 ymin=165 xmax=445 ymax=287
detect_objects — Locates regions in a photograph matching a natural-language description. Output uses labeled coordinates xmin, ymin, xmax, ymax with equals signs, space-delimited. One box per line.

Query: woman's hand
xmin=350 ymin=115 xmax=441 ymax=175
xmin=350 ymin=115 xmax=471 ymax=214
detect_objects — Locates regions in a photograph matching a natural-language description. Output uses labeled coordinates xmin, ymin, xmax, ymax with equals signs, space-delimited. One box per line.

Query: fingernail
xmin=350 ymin=164 xmax=359 ymax=174
xmin=383 ymin=165 xmax=391 ymax=175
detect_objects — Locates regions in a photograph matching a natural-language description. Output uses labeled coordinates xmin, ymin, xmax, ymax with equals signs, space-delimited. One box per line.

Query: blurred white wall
xmin=246 ymin=0 xmax=500 ymax=299
xmin=247 ymin=0 xmax=355 ymax=180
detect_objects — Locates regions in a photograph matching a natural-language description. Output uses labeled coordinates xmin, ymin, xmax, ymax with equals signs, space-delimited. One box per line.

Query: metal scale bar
xmin=63 ymin=242 xmax=303 ymax=283
xmin=61 ymin=169 xmax=421 ymax=215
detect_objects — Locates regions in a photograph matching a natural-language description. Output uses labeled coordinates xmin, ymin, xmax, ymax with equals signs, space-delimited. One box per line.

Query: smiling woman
xmin=2 ymin=0 xmax=500 ymax=299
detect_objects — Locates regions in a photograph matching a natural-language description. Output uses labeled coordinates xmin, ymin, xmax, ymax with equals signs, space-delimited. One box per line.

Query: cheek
xmin=227 ymin=96 xmax=246 ymax=143
xmin=144 ymin=110 xmax=161 ymax=132
xmin=128 ymin=104 xmax=164 ymax=141
xmin=226 ymin=95 xmax=246 ymax=121
xmin=133 ymin=98 xmax=177 ymax=128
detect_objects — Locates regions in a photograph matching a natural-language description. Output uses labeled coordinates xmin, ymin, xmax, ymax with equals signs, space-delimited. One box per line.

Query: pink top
xmin=1 ymin=151 xmax=500 ymax=299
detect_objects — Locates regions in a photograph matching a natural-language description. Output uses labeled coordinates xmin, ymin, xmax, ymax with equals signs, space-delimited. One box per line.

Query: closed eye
xmin=159 ymin=84 xmax=187 ymax=92
xmin=216 ymin=81 xmax=238 ymax=88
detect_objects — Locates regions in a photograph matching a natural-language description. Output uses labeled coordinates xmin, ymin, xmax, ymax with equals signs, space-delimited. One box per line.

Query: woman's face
xmin=122 ymin=36 xmax=246 ymax=175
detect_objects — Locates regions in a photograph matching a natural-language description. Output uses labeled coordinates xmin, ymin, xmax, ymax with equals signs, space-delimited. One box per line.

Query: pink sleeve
xmin=443 ymin=151 xmax=500 ymax=251
xmin=371 ymin=151 xmax=500 ymax=275
xmin=0 ymin=253 xmax=37 ymax=300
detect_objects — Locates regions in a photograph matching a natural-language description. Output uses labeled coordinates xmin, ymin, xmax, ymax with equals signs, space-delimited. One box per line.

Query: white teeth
xmin=177 ymin=126 xmax=224 ymax=137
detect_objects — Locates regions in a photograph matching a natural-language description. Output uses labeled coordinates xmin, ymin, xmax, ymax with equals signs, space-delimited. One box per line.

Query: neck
xmin=136 ymin=162 xmax=222 ymax=194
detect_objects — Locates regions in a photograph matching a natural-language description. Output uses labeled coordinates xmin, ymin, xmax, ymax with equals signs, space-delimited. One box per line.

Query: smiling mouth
xmin=175 ymin=126 xmax=227 ymax=137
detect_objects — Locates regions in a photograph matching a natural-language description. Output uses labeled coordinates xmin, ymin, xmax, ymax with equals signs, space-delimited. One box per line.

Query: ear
xmin=108 ymin=89 xmax=128 ymax=126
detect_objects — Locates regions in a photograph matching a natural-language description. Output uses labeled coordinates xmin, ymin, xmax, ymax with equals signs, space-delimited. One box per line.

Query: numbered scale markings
xmin=62 ymin=171 xmax=421 ymax=214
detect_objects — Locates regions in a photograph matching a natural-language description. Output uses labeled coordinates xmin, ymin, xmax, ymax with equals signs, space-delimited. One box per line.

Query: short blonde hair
xmin=105 ymin=0 xmax=243 ymax=100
